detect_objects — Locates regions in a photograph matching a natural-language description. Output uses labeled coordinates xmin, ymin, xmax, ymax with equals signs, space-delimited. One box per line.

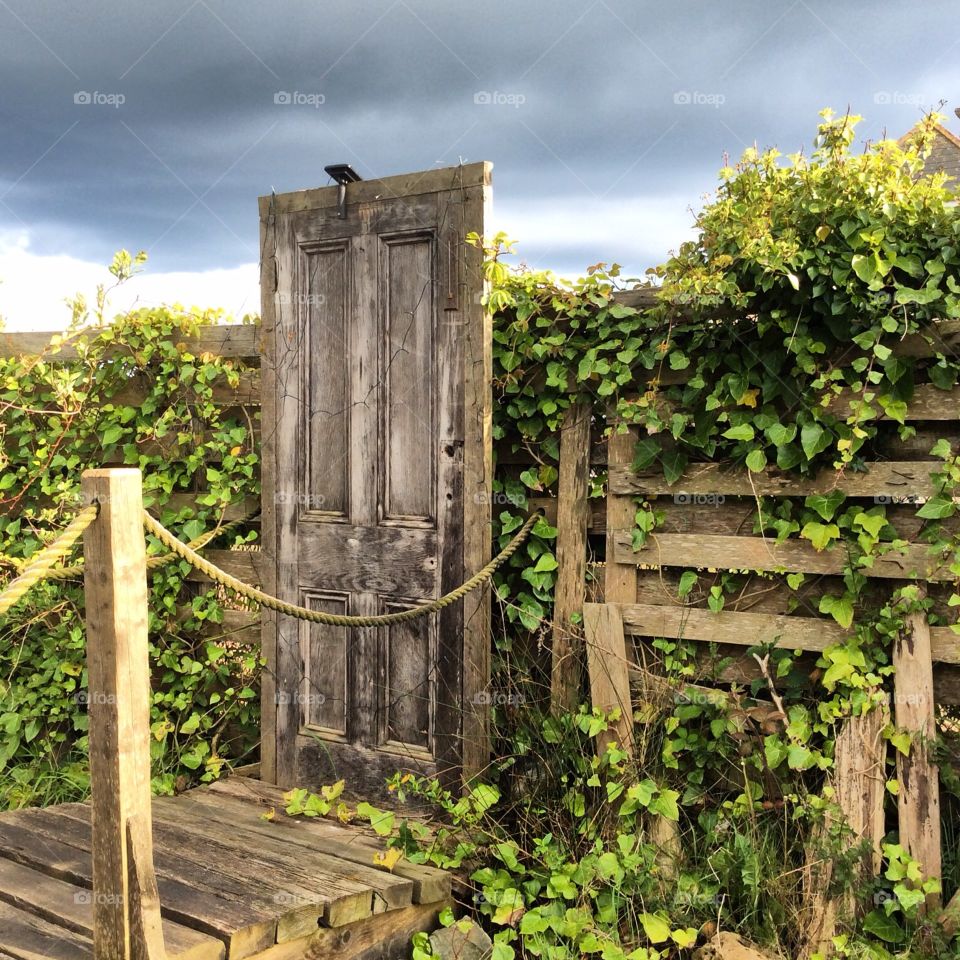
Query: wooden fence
xmin=0 ymin=324 xmax=263 ymax=653
xmin=528 ymin=310 xmax=960 ymax=949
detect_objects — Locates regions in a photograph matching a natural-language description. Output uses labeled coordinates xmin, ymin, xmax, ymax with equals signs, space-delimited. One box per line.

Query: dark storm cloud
xmin=0 ymin=0 xmax=957 ymax=275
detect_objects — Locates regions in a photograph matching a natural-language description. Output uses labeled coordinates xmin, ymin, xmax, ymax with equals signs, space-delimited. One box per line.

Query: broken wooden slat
xmin=613 ymin=530 xmax=952 ymax=581
xmin=583 ymin=603 xmax=635 ymax=756
xmin=550 ymin=398 xmax=592 ymax=713
xmin=894 ymin=593 xmax=942 ymax=912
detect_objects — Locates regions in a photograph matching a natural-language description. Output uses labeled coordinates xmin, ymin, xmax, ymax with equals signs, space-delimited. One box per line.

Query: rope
xmin=0 ymin=505 xmax=99 ymax=616
xmin=142 ymin=509 xmax=543 ymax=627
xmin=0 ymin=509 xmax=257 ymax=581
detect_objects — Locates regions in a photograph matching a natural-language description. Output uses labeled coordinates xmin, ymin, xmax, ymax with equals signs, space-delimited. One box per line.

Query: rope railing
xmin=0 ymin=504 xmax=99 ymax=616
xmin=141 ymin=508 xmax=543 ymax=627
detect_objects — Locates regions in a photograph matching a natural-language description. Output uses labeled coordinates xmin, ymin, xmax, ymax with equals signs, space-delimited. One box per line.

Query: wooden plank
xmin=80 ymin=469 xmax=165 ymax=960
xmin=825 ymin=383 xmax=960 ymax=421
xmin=243 ymin=901 xmax=447 ymax=960
xmin=110 ymin=370 xmax=261 ymax=407
xmin=0 ymin=325 xmax=261 ymax=361
xmin=613 ymin=531 xmax=952 ymax=581
xmin=605 ymin=426 xmax=638 ymax=607
xmin=0 ymin=899 xmax=93 ymax=960
xmin=610 ymin=460 xmax=937 ymax=499
xmin=460 ymin=172 xmax=494 ymax=785
xmin=183 ymin=549 xmax=264 ymax=588
xmin=0 ymin=810 xmax=276 ymax=958
xmin=0 ymin=858 xmax=223 ymax=960
xmin=151 ymin=795 xmax=412 ymax=914
xmin=258 ymin=189 xmax=280 ymax=787
xmin=583 ymin=604 xmax=634 ymax=756
xmin=894 ymin=593 xmax=941 ymax=911
xmin=200 ymin=779 xmax=451 ymax=904
xmin=551 ymin=398 xmax=592 ymax=713
xmin=51 ymin=804 xmax=373 ymax=935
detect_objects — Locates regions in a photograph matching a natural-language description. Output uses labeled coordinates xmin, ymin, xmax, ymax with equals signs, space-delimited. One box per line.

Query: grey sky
xmin=1 ymin=0 xmax=957 ymax=281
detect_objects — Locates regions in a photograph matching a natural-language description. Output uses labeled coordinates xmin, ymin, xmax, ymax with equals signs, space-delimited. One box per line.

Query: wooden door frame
xmin=258 ymin=163 xmax=493 ymax=789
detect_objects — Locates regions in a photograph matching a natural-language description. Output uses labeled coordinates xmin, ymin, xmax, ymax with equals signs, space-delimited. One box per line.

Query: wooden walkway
xmin=0 ymin=778 xmax=451 ymax=960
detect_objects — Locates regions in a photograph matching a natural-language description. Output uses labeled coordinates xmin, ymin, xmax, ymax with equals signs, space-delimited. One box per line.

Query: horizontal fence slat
xmin=111 ymin=370 xmax=261 ymax=407
xmin=613 ymin=531 xmax=951 ymax=581
xmin=618 ymin=602 xmax=960 ymax=664
xmin=825 ymin=383 xmax=960 ymax=421
xmin=0 ymin=324 xmax=262 ymax=362
xmin=182 ymin=548 xmax=264 ymax=588
xmin=609 ymin=461 xmax=937 ymax=499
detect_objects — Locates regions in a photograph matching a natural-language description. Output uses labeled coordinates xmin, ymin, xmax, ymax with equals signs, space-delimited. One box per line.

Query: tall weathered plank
xmin=604 ymin=425 xmax=638 ymax=608
xmin=583 ymin=603 xmax=634 ymax=756
xmin=81 ymin=469 xmax=166 ymax=960
xmin=894 ymin=594 xmax=941 ymax=911
xmin=550 ymin=398 xmax=592 ymax=713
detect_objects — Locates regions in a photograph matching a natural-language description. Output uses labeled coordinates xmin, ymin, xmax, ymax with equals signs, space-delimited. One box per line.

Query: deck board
xmin=0 ymin=778 xmax=452 ymax=960
xmin=0 ymin=858 xmax=224 ymax=960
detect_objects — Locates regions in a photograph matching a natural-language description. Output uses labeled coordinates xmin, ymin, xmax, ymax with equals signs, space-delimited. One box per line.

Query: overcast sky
xmin=0 ymin=0 xmax=957 ymax=329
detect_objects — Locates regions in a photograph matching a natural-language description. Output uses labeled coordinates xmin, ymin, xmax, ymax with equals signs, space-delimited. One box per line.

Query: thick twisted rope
xmin=142 ymin=509 xmax=543 ymax=627
xmin=0 ymin=504 xmax=99 ymax=616
xmin=0 ymin=509 xmax=257 ymax=581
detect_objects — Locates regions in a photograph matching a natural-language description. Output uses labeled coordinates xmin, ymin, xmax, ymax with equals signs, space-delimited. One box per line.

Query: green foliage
xmin=0 ymin=267 xmax=261 ymax=807
xmin=461 ymin=109 xmax=960 ymax=958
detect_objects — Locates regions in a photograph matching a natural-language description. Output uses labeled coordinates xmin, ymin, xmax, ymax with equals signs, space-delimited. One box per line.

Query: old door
xmin=259 ymin=164 xmax=492 ymax=794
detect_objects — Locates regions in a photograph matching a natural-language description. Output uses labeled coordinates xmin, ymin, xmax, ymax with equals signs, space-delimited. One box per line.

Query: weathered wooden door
xmin=259 ymin=164 xmax=492 ymax=794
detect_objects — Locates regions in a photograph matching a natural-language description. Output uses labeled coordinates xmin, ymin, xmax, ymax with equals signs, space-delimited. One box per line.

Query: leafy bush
xmin=0 ymin=254 xmax=261 ymax=807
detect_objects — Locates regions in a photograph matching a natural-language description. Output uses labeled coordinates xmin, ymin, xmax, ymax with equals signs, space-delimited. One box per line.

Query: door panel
xmin=260 ymin=164 xmax=492 ymax=793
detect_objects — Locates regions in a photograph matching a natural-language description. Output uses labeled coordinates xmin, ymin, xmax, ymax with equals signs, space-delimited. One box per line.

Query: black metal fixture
xmin=324 ymin=163 xmax=362 ymax=219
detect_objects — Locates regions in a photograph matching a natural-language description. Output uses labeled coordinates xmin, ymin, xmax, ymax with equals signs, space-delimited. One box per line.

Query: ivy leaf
xmin=638 ymin=914 xmax=672 ymax=945
xmin=800 ymin=522 xmax=840 ymax=552
xmin=805 ymin=491 xmax=845 ymax=521
xmin=765 ymin=422 xmax=797 ymax=447
xmin=745 ymin=448 xmax=767 ymax=473
xmin=648 ymin=788 xmax=680 ymax=821
xmin=819 ymin=593 xmax=854 ymax=629
xmin=800 ymin=422 xmax=830 ymax=460
xmin=862 ymin=909 xmax=905 ymax=944
xmin=660 ymin=450 xmax=688 ymax=486
xmin=722 ymin=423 xmax=755 ymax=442
xmin=677 ymin=571 xmax=698 ymax=598
xmin=916 ymin=496 xmax=955 ymax=520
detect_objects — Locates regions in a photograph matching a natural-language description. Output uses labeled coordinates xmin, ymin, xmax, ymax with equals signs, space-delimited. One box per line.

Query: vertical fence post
xmin=550 ymin=397 xmax=592 ymax=714
xmin=82 ymin=468 xmax=166 ymax=960
xmin=894 ymin=589 xmax=941 ymax=913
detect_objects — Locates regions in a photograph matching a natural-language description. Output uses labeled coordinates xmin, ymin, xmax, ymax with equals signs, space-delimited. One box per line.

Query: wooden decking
xmin=0 ymin=778 xmax=451 ymax=960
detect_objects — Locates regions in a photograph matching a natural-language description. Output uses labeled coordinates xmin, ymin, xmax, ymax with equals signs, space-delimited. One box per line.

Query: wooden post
xmin=604 ymin=423 xmax=638 ymax=609
xmin=550 ymin=397 xmax=592 ymax=713
xmin=583 ymin=603 xmax=635 ymax=756
xmin=798 ymin=705 xmax=889 ymax=958
xmin=894 ymin=591 xmax=941 ymax=912
xmin=82 ymin=468 xmax=166 ymax=960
